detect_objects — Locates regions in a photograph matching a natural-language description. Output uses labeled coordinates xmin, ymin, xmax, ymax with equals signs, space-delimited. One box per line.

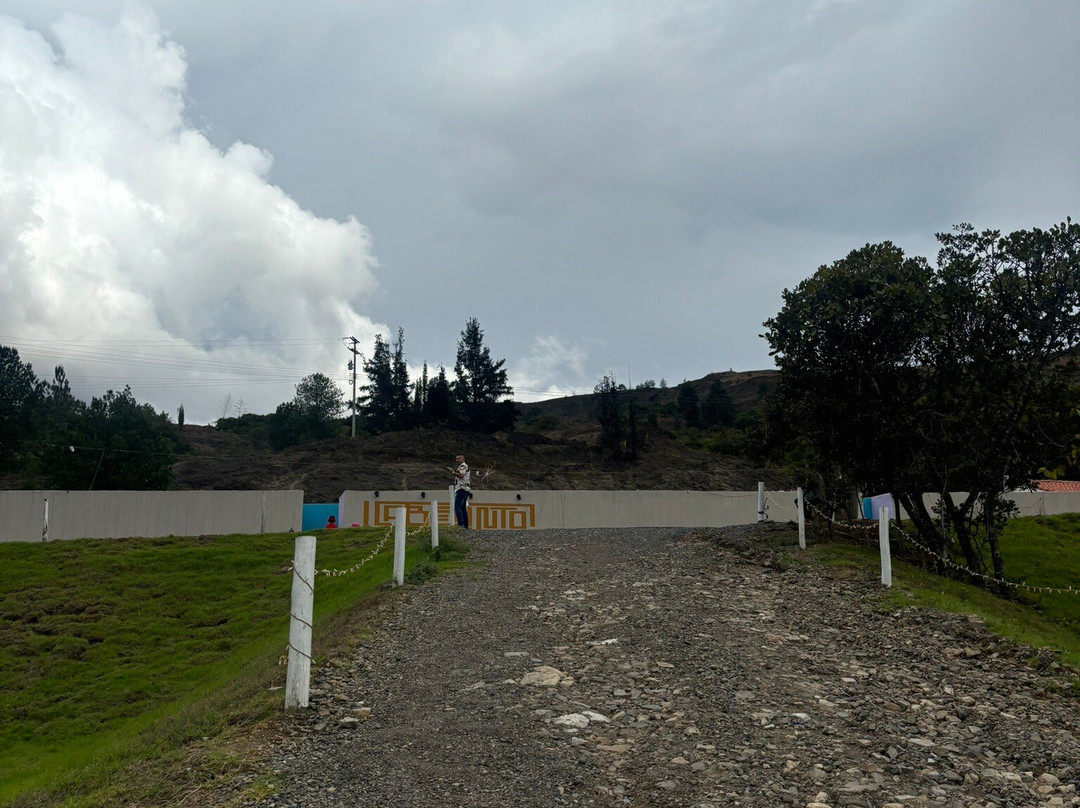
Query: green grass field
xmin=0 ymin=525 xmax=464 ymax=807
xmin=810 ymin=513 xmax=1080 ymax=671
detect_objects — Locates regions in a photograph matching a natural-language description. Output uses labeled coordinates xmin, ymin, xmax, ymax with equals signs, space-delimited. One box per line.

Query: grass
xmin=0 ymin=525 xmax=468 ymax=807
xmin=809 ymin=513 xmax=1080 ymax=671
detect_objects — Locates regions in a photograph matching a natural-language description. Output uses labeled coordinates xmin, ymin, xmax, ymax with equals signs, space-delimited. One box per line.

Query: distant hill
xmin=521 ymin=369 xmax=777 ymax=421
xmin=169 ymin=370 xmax=789 ymax=501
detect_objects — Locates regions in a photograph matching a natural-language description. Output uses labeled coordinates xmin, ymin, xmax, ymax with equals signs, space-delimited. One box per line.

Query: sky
xmin=1 ymin=1 xmax=1078 ymax=423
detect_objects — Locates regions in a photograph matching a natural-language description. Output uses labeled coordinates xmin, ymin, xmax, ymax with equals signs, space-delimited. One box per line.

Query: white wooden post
xmin=42 ymin=498 xmax=49 ymax=542
xmin=285 ymin=534 xmax=316 ymax=709
xmin=878 ymin=507 xmax=892 ymax=587
xmin=392 ymin=507 xmax=406 ymax=586
xmin=757 ymin=482 xmax=765 ymax=522
xmin=430 ymin=500 xmax=439 ymax=548
xmin=796 ymin=486 xmax=806 ymax=549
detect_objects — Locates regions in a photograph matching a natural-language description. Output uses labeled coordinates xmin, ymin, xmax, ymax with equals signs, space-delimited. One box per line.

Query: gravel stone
xmin=206 ymin=524 xmax=1080 ymax=807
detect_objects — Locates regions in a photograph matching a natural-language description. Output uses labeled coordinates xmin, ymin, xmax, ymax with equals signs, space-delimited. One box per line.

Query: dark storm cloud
xmin=3 ymin=0 xmax=1078 ymax=408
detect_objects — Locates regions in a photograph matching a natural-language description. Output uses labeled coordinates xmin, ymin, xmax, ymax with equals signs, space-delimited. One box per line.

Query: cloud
xmin=0 ymin=9 xmax=384 ymax=422
xmin=426 ymin=0 xmax=1080 ymax=232
xmin=510 ymin=335 xmax=592 ymax=401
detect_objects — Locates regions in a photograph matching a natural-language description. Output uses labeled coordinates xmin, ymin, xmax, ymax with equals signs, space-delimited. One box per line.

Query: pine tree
xmin=390 ymin=327 xmax=412 ymax=428
xmin=425 ymin=366 xmax=453 ymax=426
xmin=413 ymin=362 xmax=429 ymax=423
xmin=453 ymin=317 xmax=516 ymax=432
xmin=361 ymin=329 xmax=411 ymax=432
xmin=594 ymin=374 xmax=625 ymax=457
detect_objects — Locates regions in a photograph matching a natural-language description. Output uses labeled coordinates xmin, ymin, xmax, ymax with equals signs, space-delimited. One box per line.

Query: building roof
xmin=1030 ymin=480 xmax=1080 ymax=493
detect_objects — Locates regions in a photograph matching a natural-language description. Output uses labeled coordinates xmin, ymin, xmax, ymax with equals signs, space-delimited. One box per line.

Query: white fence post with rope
xmin=285 ymin=534 xmax=316 ymax=709
xmin=392 ymin=507 xmax=406 ymax=587
xmin=42 ymin=498 xmax=49 ymax=542
xmin=430 ymin=500 xmax=439 ymax=548
xmin=878 ymin=507 xmax=892 ymax=587
xmin=757 ymin=482 xmax=765 ymax=522
xmin=796 ymin=487 xmax=806 ymax=549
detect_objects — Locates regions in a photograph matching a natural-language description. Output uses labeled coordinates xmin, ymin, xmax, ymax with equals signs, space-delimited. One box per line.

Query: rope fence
xmin=282 ymin=504 xmax=452 ymax=708
xmin=792 ymin=492 xmax=1080 ymax=596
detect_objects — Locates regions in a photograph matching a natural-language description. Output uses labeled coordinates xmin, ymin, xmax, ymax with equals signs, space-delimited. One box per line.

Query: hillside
xmin=169 ymin=370 xmax=789 ymax=502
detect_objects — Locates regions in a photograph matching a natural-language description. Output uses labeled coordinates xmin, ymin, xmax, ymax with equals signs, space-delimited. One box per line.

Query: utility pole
xmin=346 ymin=336 xmax=360 ymax=438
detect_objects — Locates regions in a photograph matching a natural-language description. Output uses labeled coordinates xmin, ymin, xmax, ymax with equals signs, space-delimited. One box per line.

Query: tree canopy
xmin=0 ymin=347 xmax=180 ymax=489
xmin=360 ymin=330 xmax=412 ymax=433
xmin=763 ymin=220 xmax=1080 ymax=584
xmin=269 ymin=372 xmax=345 ymax=450
xmin=453 ymin=317 xmax=516 ymax=432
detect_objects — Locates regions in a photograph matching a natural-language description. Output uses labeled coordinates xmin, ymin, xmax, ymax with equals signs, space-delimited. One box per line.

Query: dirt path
xmin=214 ymin=525 xmax=1080 ymax=808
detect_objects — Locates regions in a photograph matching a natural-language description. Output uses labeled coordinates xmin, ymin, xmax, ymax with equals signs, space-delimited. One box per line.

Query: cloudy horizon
xmin=2 ymin=2 xmax=1077 ymax=423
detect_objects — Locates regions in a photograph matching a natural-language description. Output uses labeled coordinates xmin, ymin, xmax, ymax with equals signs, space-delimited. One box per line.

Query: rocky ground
xmin=206 ymin=523 xmax=1080 ymax=808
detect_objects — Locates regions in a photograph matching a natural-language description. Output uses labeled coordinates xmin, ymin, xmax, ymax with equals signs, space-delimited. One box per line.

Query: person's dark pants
xmin=454 ymin=489 xmax=470 ymax=528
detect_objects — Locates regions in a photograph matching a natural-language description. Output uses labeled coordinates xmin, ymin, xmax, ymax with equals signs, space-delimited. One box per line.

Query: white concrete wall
xmin=5 ymin=487 xmax=1074 ymax=542
xmin=1009 ymin=491 xmax=1080 ymax=517
xmin=0 ymin=490 xmax=303 ymax=543
xmin=339 ymin=489 xmax=801 ymax=530
xmin=873 ymin=491 xmax=1080 ymax=522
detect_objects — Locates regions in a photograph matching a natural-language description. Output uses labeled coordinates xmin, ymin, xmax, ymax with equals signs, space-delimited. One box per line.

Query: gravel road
xmin=212 ymin=524 xmax=1080 ymax=808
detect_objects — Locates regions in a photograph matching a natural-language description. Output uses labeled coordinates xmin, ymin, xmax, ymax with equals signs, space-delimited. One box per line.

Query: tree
xmin=454 ymin=317 xmax=516 ymax=432
xmin=177 ymin=403 xmax=185 ymax=431
xmin=595 ymin=374 xmax=625 ymax=456
xmin=47 ymin=387 xmax=178 ymax=490
xmin=763 ymin=222 xmax=1080 ymax=585
xmin=593 ymin=374 xmax=642 ymax=461
xmin=425 ymin=366 xmax=453 ymax=426
xmin=676 ymin=383 xmax=701 ymax=427
xmin=390 ymin=328 xmax=411 ymax=428
xmin=361 ymin=330 xmax=411 ymax=433
xmin=701 ymin=380 xmax=736 ymax=427
xmin=270 ymin=373 xmax=345 ymax=449
xmin=0 ymin=346 xmax=43 ymax=471
xmin=268 ymin=400 xmax=304 ymax=451
xmin=35 ymin=365 xmax=84 ymax=481
xmin=626 ymin=399 xmax=641 ymax=462
xmin=294 ymin=372 xmax=345 ymax=441
xmin=412 ymin=363 xmax=429 ymax=423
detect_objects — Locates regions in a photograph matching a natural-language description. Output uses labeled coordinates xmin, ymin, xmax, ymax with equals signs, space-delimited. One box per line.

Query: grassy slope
xmin=0 ymin=526 xmax=453 ymax=807
xmin=810 ymin=513 xmax=1080 ymax=671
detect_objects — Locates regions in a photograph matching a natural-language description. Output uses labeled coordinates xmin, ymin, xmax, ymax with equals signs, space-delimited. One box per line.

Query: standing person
xmin=453 ymin=454 xmax=471 ymax=528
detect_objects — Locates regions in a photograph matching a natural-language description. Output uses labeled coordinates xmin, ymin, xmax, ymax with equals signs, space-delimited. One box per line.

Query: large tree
xmin=0 ymin=347 xmax=43 ymax=471
xmin=593 ymin=374 xmax=642 ymax=461
xmin=294 ymin=372 xmax=345 ymax=440
xmin=763 ymin=221 xmax=1080 ymax=584
xmin=594 ymin=373 xmax=625 ymax=457
xmin=453 ymin=317 xmax=516 ymax=432
xmin=361 ymin=330 xmax=412 ymax=433
xmin=46 ymin=386 xmax=179 ymax=490
xmin=270 ymin=372 xmax=345 ymax=449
